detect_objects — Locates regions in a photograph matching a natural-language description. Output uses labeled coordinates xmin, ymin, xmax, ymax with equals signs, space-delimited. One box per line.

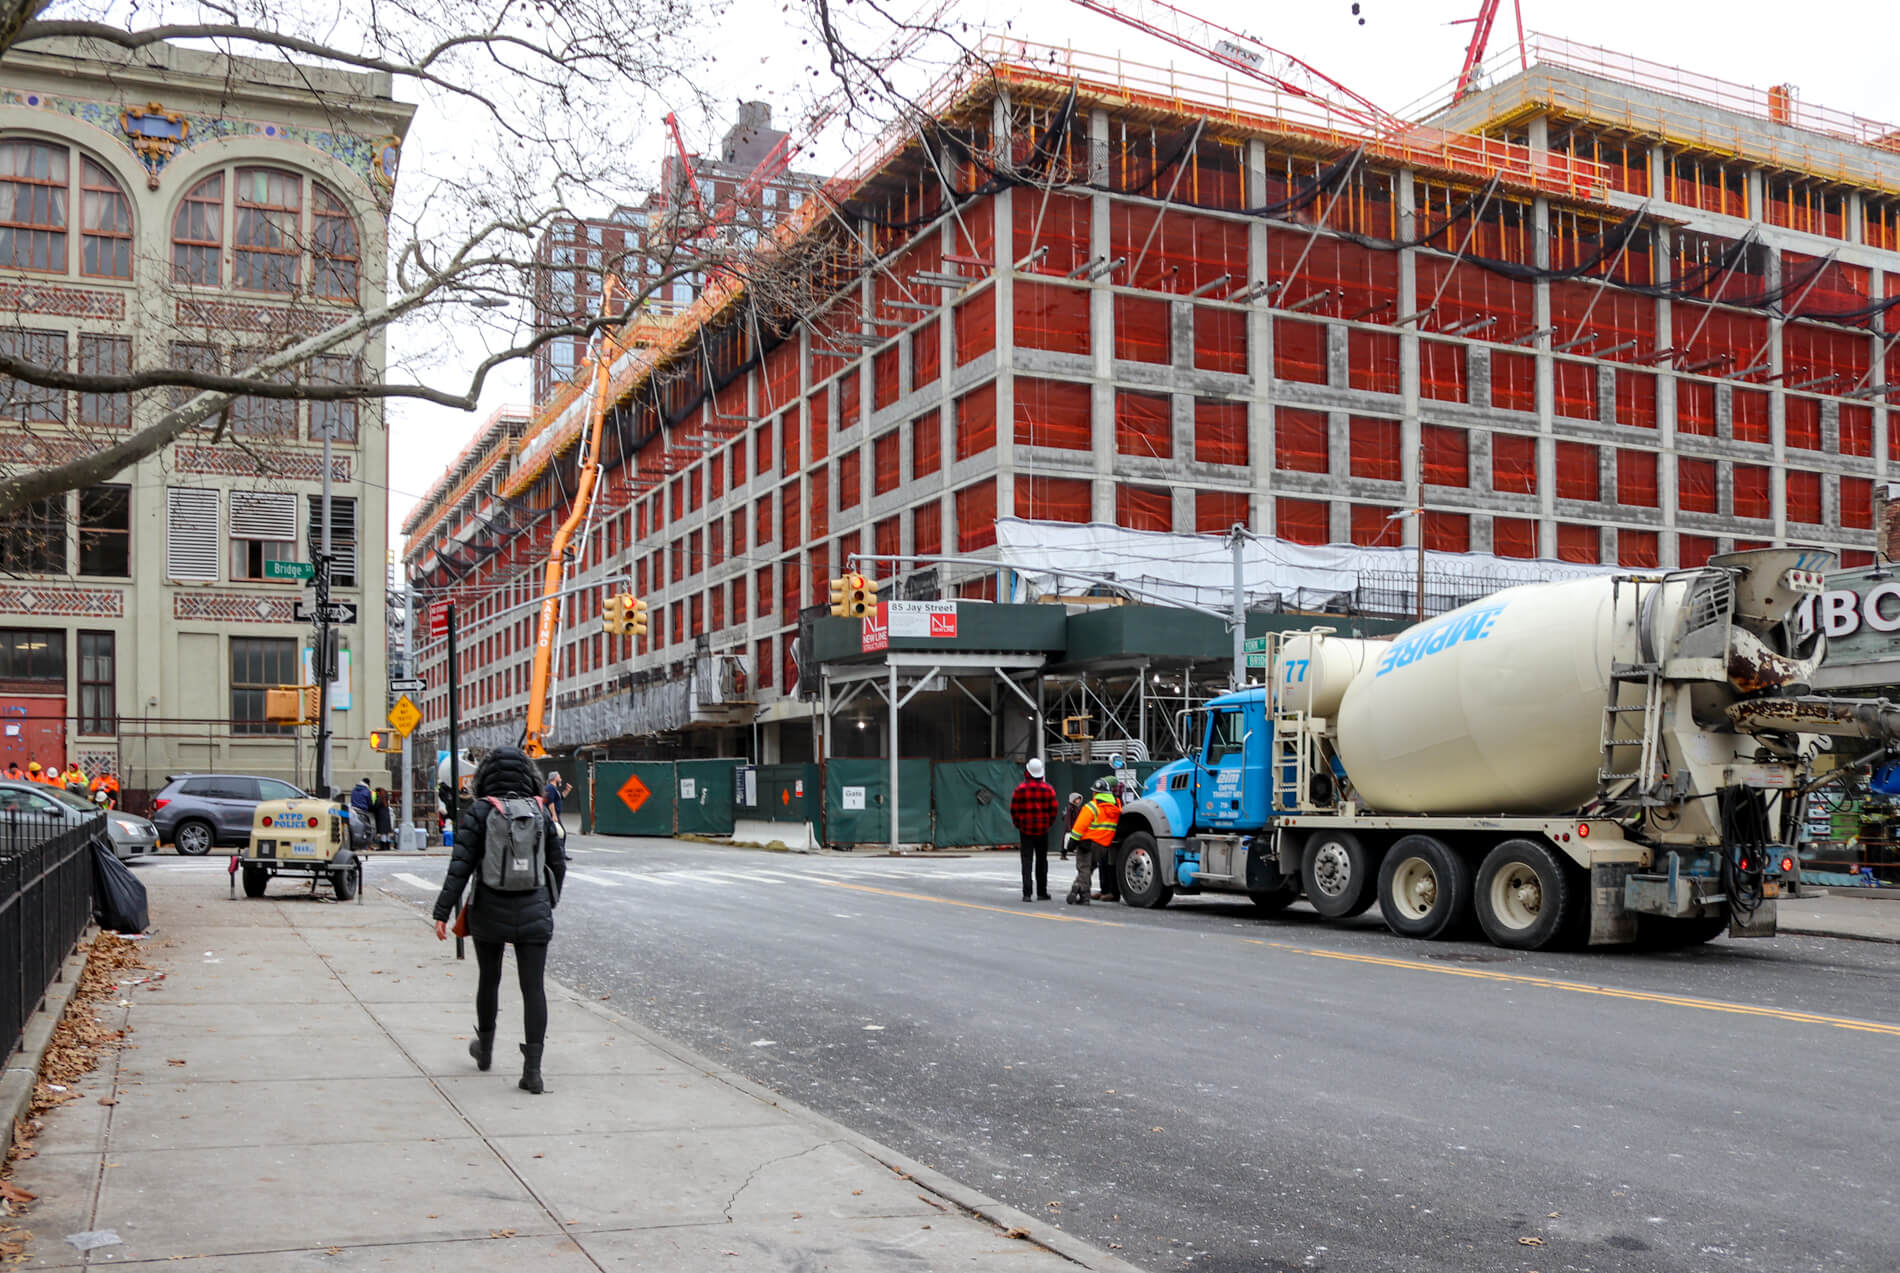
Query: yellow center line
xmin=820 ymin=879 xmax=1900 ymax=1039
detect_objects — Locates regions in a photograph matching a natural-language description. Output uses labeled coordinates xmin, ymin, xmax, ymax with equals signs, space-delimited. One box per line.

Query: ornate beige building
xmin=0 ymin=38 xmax=413 ymax=804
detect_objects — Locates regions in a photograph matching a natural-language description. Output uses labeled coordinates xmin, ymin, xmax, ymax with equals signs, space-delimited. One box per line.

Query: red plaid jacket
xmin=1009 ymin=778 xmax=1060 ymax=837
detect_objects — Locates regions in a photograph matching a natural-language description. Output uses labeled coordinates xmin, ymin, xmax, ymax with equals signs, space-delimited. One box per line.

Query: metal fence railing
xmin=1 ymin=811 xmax=99 ymax=1061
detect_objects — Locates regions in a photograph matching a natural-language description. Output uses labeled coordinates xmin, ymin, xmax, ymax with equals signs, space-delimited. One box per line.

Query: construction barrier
xmin=675 ymin=759 xmax=739 ymax=836
xmin=822 ymin=758 xmax=932 ymax=847
xmin=929 ymin=760 xmax=1024 ymax=848
xmin=744 ymin=764 xmax=821 ymax=826
xmin=591 ymin=761 xmax=676 ymax=837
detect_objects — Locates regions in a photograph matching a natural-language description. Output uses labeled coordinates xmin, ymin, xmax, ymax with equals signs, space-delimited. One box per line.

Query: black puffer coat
xmin=431 ymin=748 xmax=567 ymax=945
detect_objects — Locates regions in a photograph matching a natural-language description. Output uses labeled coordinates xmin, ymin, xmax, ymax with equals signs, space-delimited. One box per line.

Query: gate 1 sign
xmin=841 ymin=786 xmax=866 ymax=810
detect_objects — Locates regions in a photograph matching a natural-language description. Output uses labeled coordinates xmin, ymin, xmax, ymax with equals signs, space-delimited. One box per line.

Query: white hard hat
xmin=1025 ymin=758 xmax=1045 ymax=779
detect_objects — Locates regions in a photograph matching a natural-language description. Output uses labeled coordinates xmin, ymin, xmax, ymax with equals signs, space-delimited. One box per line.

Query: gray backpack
xmin=479 ymin=796 xmax=547 ymax=893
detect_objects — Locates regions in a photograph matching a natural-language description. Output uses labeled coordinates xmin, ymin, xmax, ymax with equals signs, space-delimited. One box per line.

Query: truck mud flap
xmin=1729 ymin=899 xmax=1776 ymax=939
xmin=1589 ymin=862 xmax=1641 ymax=946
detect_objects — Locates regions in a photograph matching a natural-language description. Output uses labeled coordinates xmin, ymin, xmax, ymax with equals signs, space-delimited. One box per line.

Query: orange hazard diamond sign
xmin=618 ymin=772 xmax=651 ymax=814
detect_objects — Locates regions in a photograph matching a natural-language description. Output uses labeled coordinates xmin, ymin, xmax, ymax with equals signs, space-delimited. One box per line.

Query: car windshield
xmin=41 ymin=787 xmax=100 ymax=812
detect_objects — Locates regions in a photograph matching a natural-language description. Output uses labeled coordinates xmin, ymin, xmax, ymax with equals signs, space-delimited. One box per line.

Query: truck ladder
xmin=1268 ymin=632 xmax=1323 ymax=813
xmin=1598 ymin=575 xmax=1667 ymax=804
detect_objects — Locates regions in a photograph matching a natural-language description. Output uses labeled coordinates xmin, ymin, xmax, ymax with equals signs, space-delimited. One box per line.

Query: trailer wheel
xmin=1377 ymin=835 xmax=1472 ymax=940
xmin=240 ymin=863 xmax=269 ymax=898
xmin=1117 ymin=831 xmax=1173 ymax=909
xmin=1301 ymin=831 xmax=1376 ymax=919
xmin=331 ymin=866 xmax=358 ymax=902
xmin=1474 ymin=839 xmax=1574 ymax=950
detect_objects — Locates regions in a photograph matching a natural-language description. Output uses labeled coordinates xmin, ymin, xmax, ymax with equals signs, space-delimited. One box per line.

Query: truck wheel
xmin=1248 ymin=884 xmax=1297 ymax=914
xmin=1117 ymin=832 xmax=1173 ymax=909
xmin=240 ymin=863 xmax=269 ymax=898
xmin=1301 ymin=831 xmax=1376 ymax=919
xmin=174 ymin=819 xmax=215 ymax=856
xmin=1474 ymin=839 xmax=1574 ymax=950
xmin=1377 ymin=835 xmax=1472 ymax=940
xmin=331 ymin=867 xmax=358 ymax=901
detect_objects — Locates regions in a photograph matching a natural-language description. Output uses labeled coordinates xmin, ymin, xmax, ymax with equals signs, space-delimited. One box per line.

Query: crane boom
xmin=1452 ymin=0 xmax=1526 ymax=103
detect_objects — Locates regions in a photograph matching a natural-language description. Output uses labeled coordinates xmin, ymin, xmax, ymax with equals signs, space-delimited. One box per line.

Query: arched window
xmin=312 ymin=184 xmax=358 ymax=301
xmin=172 ymin=174 xmax=222 ymax=285
xmin=232 ymin=167 xmax=301 ymax=293
xmin=1 ymin=140 xmax=135 ymax=280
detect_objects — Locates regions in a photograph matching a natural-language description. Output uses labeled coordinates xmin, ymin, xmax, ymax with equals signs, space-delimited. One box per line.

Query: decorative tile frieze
xmin=0 ymin=586 xmax=124 ymax=618
xmin=174 ymin=446 xmax=350 ymax=482
xmin=0 ymin=281 xmax=125 ymax=320
xmin=173 ymin=592 xmax=297 ymax=623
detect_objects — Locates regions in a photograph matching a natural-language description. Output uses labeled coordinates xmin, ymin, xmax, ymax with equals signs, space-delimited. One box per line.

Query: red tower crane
xmin=1451 ymin=0 xmax=1527 ymax=103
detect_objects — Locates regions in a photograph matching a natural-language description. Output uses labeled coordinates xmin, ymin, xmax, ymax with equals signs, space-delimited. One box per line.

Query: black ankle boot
xmin=468 ymin=1027 xmax=495 ymax=1072
xmin=518 ymin=1043 xmax=545 ymax=1094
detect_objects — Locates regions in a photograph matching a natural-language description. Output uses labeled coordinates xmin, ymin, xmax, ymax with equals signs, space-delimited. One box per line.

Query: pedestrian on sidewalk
xmin=371 ymin=786 xmax=394 ymax=848
xmin=1008 ymin=757 xmax=1059 ymax=902
xmin=1066 ymin=778 xmax=1122 ymax=906
xmin=431 ymin=746 xmax=567 ymax=1094
xmin=542 ymin=770 xmax=571 ymax=824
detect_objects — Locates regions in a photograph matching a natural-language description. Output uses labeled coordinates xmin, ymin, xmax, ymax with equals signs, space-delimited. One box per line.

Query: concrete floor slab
xmin=105 ymin=1076 xmax=470 ymax=1151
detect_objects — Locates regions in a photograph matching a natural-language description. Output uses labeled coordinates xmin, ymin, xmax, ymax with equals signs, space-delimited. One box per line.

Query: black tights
xmin=473 ymin=939 xmax=549 ymax=1048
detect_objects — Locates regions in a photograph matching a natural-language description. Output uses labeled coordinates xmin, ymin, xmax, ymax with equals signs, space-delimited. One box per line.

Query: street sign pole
xmin=446 ymin=601 xmax=463 ymax=959
xmin=314 ymin=428 xmax=334 ymax=798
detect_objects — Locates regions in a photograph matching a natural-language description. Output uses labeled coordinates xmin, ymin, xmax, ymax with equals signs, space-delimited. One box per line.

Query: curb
xmin=1 ymin=932 xmax=93 ymax=1160
xmin=1780 ymin=926 xmax=1900 ymax=946
xmin=370 ymin=885 xmax=1145 ymax=1272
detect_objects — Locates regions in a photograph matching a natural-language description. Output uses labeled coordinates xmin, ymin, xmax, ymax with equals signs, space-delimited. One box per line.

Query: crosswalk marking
xmin=563 ymin=869 xmax=624 ymax=887
xmin=392 ymin=872 xmax=439 ymax=891
xmin=597 ymin=869 xmax=680 ymax=886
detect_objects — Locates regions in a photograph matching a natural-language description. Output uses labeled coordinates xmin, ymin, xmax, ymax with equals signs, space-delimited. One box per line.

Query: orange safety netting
xmin=1553 ymin=357 xmax=1598 ymax=422
xmin=1619 ymin=529 xmax=1659 ymax=568
xmin=1785 ymin=471 xmax=1823 ymax=524
xmin=837 ymin=448 xmax=860 ymax=510
xmin=1678 ymin=458 xmax=1717 ymax=513
xmin=1765 ymin=180 xmax=1846 ymax=240
xmin=1425 ymin=511 xmax=1469 ymax=552
xmin=755 ymin=494 xmax=773 ymax=552
xmin=956 ymin=381 xmax=997 ymax=460
xmin=1786 ymin=397 xmax=1823 ymax=451
xmin=1276 ymin=497 xmax=1328 ymax=545
xmin=912 ymin=318 xmax=941 ymax=391
xmin=1679 ymin=534 xmax=1718 ymax=568
xmin=912 ymin=412 xmax=942 ymax=478
xmin=809 ymin=387 xmax=830 ymax=462
xmin=1553 ymin=132 xmax=1647 ymax=196
xmin=956 ymin=479 xmax=997 ymax=551
xmin=780 ymin=555 xmax=801 ymax=627
xmin=809 ymin=468 xmax=829 ymax=539
xmin=1491 ymin=350 xmax=1536 ymax=412
xmin=873 ymin=430 xmax=901 ymax=497
xmin=914 ymin=501 xmax=942 ymax=557
xmin=1194 ymin=306 xmax=1246 ymax=374
xmin=1268 ymin=231 xmax=1399 ymax=321
xmin=1194 ymin=399 xmax=1248 ymax=467
xmin=1114 ymin=295 xmax=1170 ymax=365
xmin=807 ymin=547 xmax=831 ymax=608
xmin=1867 ymin=199 xmax=1900 ymax=252
xmin=1348 ymin=329 xmax=1399 ymax=394
xmin=780 ymin=481 xmax=800 ymax=551
xmin=1617 ymin=449 xmax=1659 ymax=506
xmin=1016 ymin=377 xmax=1093 ymax=451
xmin=1419 ymin=337 xmax=1468 ymax=403
xmin=1276 ymin=407 xmax=1328 ymax=474
xmin=710 ymin=449 xmax=726 ymax=500
xmin=1547 ymin=282 xmax=1655 ymax=364
xmin=1556 ymin=441 xmax=1599 ymax=502
xmin=732 ymin=577 xmax=747 ymax=624
xmin=764 ymin=340 xmax=800 ymax=415
xmin=1842 ymin=550 xmax=1877 ymax=568
xmin=1117 ymin=484 xmax=1173 ymax=533
xmin=1197 ymin=490 xmax=1248 ymax=535
xmin=1016 ymin=475 xmax=1093 ymax=523
xmin=955 ymin=292 xmax=995 ymax=366
xmin=1493 ymin=517 xmax=1536 ymax=558
xmin=1557 ymin=524 xmax=1600 ymax=564
xmin=1115 ymin=390 xmax=1172 ymax=460
xmin=1348 ymin=416 xmax=1400 ymax=481
xmin=783 ymin=409 xmax=803 ymax=472
xmin=729 ymin=507 xmax=748 ymax=555
xmin=1013 ymin=190 xmax=1092 ymax=277
xmin=756 ymin=636 xmax=772 ymax=688
xmin=953 ymin=197 xmax=995 ymax=264
xmin=874 ymin=346 xmax=901 ymax=412
xmin=1782 ymin=252 xmax=1868 ymax=315
xmin=1842 ymin=477 xmax=1874 ymax=529
xmin=1111 ymin=206 xmax=1248 ymax=294
xmin=1731 ymin=387 xmax=1770 ymax=445
xmin=1616 ymin=370 xmax=1657 ymax=429
xmin=1677 ymin=381 xmax=1717 ymax=437
xmin=709 ymin=520 xmax=724 ymax=566
xmin=1782 ymin=320 xmax=1868 ymax=388
xmin=1424 ymin=425 xmax=1468 ymax=487
xmin=1667 ymin=155 xmax=1747 ymax=218
xmin=1416 ymin=254 xmax=1532 ymax=337
xmin=1274 ymin=317 xmax=1326 ymax=384
xmin=1733 ymin=465 xmax=1771 ymax=520
xmin=1841 ymin=404 xmax=1874 ymax=458
xmin=710 ymin=587 xmax=724 ymax=632
xmin=1492 ymin=434 xmax=1537 ymax=494
xmin=873 ymin=516 xmax=900 ymax=562
xmin=839 ymin=368 xmax=860 ymax=433
xmin=875 ymin=236 xmax=943 ymax=319
xmin=753 ymin=418 xmax=775 ymax=482
xmin=1350 ymin=504 xmax=1401 ymax=547
xmin=1676 ymin=304 xmax=1767 ymax=378
xmin=691 ymin=593 xmax=705 ymax=639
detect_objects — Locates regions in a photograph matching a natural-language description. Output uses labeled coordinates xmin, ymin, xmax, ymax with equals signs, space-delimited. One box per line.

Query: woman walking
xmin=431 ymin=747 xmax=567 ymax=1093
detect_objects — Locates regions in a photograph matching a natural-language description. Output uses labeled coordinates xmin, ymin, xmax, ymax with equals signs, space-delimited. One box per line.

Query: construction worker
xmin=4 ymin=760 xmax=21 ymax=783
xmin=89 ymin=771 xmax=119 ymax=809
xmin=1065 ymin=777 xmax=1122 ymax=906
xmin=62 ymin=762 xmax=88 ymax=792
xmin=27 ymin=760 xmax=50 ymax=784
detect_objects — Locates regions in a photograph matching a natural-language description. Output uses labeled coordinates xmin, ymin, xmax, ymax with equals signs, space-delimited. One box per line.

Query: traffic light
xmin=602 ymin=593 xmax=629 ymax=634
xmin=629 ymin=597 xmax=649 ymax=638
xmin=828 ymin=575 xmax=850 ymax=618
xmin=847 ymin=574 xmax=880 ymax=618
xmin=368 ymin=730 xmax=399 ymax=753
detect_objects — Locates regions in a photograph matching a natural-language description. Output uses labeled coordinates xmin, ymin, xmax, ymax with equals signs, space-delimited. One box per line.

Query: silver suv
xmin=151 ymin=773 xmax=307 ymax=855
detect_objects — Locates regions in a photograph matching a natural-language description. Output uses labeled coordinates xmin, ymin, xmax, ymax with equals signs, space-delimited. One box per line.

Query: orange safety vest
xmin=1071 ymin=794 xmax=1120 ymax=847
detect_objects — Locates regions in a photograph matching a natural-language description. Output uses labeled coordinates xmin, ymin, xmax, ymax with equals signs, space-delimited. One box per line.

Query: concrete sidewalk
xmin=1778 ymin=888 xmax=1900 ymax=944
xmin=7 ymin=868 xmax=1140 ymax=1272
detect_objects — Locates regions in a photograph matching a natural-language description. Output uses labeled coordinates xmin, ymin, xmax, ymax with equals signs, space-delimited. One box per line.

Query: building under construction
xmin=402 ymin=32 xmax=1898 ymax=767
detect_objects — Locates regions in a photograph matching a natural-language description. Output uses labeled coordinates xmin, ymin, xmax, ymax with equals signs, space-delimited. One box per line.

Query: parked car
xmin=0 ymin=780 xmax=157 ymax=861
xmin=150 ymin=773 xmax=308 ymax=855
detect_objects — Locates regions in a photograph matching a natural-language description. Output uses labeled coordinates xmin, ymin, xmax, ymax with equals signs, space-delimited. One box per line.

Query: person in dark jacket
xmin=430 ymin=747 xmax=567 ymax=1094
xmin=370 ymin=787 xmax=394 ymax=848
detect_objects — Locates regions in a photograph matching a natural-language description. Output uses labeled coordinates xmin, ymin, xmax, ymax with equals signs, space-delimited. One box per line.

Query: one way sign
xmin=294 ymin=600 xmax=358 ymax=625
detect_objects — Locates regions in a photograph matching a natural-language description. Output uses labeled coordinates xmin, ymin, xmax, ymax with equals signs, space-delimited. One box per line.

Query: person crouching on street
xmin=1066 ymin=778 xmax=1122 ymax=906
xmin=431 ymin=747 xmax=567 ymax=1094
xmin=1008 ymin=757 xmax=1059 ymax=902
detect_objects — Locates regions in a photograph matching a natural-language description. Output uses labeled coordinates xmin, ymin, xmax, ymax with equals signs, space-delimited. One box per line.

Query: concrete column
xmin=1398 ymin=167 xmax=1422 ymax=554
xmin=1529 ymin=117 xmax=1556 ymax=559
xmin=1091 ymin=110 xmax=1116 ymax=525
xmin=1765 ymin=247 xmax=1786 ymax=541
xmin=1249 ymin=138 xmax=1273 ymax=534
xmin=1653 ymin=220 xmax=1679 ymax=561
xmin=1872 ymin=264 xmax=1889 ymax=488
xmin=991 ymin=93 xmax=1017 ymax=525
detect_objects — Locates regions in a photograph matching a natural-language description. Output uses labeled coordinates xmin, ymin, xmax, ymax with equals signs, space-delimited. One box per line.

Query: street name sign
xmin=1243 ymin=636 xmax=1269 ymax=653
xmin=264 ymin=560 xmax=314 ymax=581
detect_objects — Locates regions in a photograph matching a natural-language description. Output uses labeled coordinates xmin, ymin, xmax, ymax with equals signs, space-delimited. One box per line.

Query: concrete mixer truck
xmin=1107 ymin=547 xmax=1891 ymax=950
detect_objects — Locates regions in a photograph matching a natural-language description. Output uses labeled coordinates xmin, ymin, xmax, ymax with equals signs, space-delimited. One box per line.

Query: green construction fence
xmin=822 ymin=758 xmax=933 ymax=846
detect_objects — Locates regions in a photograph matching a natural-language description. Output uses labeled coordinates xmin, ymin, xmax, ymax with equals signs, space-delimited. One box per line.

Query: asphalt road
xmin=207 ymin=837 xmax=1900 ymax=1272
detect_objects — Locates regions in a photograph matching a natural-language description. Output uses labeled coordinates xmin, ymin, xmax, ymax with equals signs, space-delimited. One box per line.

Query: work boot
xmin=518 ymin=1043 xmax=545 ymax=1095
xmin=468 ymin=1026 xmax=496 ymax=1072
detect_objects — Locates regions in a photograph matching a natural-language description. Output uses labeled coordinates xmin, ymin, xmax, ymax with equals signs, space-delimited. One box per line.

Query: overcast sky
xmin=381 ymin=0 xmax=1899 ymax=553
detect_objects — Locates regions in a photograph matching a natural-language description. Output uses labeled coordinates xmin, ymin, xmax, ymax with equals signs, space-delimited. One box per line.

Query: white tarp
xmin=991 ymin=518 xmax=1619 ymax=615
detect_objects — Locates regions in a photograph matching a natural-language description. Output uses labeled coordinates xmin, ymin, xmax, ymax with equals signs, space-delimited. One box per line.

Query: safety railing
xmin=2 ymin=811 xmax=98 ymax=1061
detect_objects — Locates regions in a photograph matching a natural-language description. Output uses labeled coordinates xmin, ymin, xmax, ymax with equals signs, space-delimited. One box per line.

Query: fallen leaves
xmin=1004 ymin=1227 xmax=1029 ymax=1240
xmin=166 ymin=1059 xmax=187 ymax=1067
xmin=1519 ymin=1236 xmax=1546 ymax=1246
xmin=488 ymin=1229 xmax=517 ymax=1239
xmin=0 ymin=1185 xmax=34 ymax=1208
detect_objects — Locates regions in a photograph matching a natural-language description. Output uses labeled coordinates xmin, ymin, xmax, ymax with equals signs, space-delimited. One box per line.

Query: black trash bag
xmin=92 ymin=837 xmax=149 ymax=934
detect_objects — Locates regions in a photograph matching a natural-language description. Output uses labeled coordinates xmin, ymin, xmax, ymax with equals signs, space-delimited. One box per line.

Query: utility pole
xmin=1229 ymin=524 xmax=1246 ymax=689
xmin=399 ymin=582 xmax=416 ymax=850
xmin=446 ymin=600 xmax=463 ymax=960
xmin=314 ymin=428 xmax=335 ymax=797
xmin=1416 ymin=433 xmax=1427 ymax=624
